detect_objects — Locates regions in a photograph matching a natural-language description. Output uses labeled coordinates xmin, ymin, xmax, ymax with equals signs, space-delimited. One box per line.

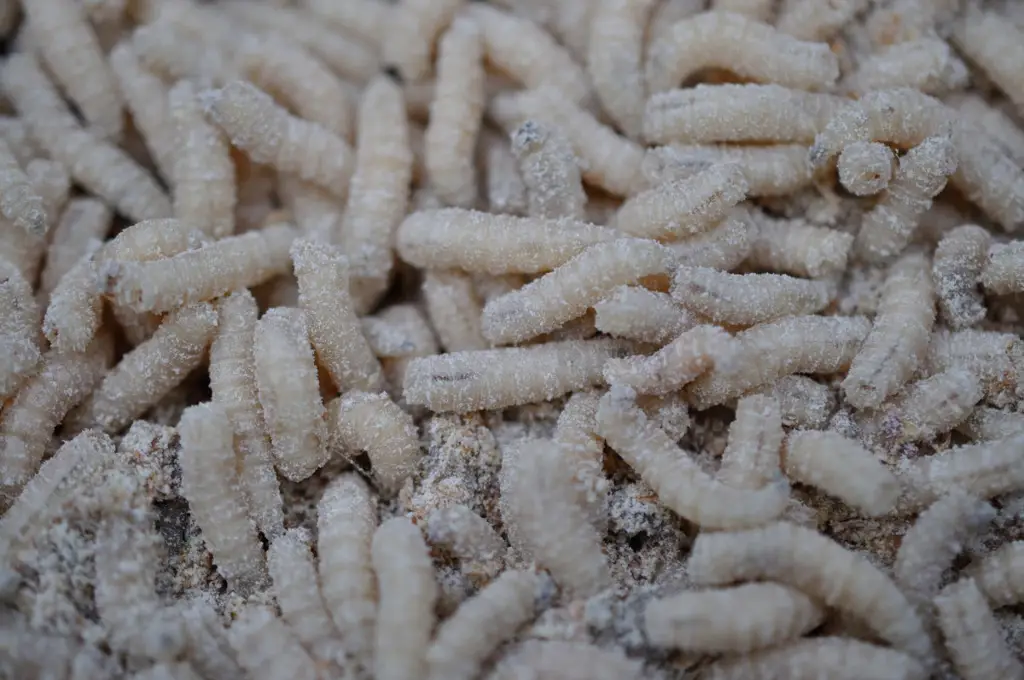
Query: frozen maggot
xmin=0 ymin=1 xmax=1023 ymax=678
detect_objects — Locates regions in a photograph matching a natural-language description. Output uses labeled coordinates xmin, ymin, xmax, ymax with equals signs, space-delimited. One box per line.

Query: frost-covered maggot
xmin=403 ymin=338 xmax=636 ymax=413
xmin=488 ymin=87 xmax=646 ymax=197
xmin=718 ymin=395 xmax=783 ymax=491
xmin=361 ymin=304 xmax=439 ymax=359
xmin=425 ymin=17 xmax=484 ymax=209
xmin=0 ymin=334 xmax=112 ymax=489
xmin=603 ymin=325 xmax=735 ymax=396
xmin=422 ymin=270 xmax=488 ymax=352
xmin=209 ymin=291 xmax=284 ymax=540
xmin=596 ymin=386 xmax=790 ymax=530
xmin=267 ymin=530 xmax=343 ymax=666
xmin=0 ymin=258 xmax=43 ymax=400
xmin=0 ymin=138 xmax=47 ymax=238
xmin=613 ymin=163 xmax=748 ymax=240
xmin=397 ymin=208 xmax=620 ymax=275
xmin=738 ymin=375 xmax=835 ymax=429
xmin=253 ymin=306 xmax=328 ymax=482
xmin=854 ymin=132 xmax=957 ymax=262
xmin=384 ymin=0 xmax=464 ymax=83
xmin=895 ymin=493 xmax=995 ymax=609
xmin=670 ymin=266 xmax=833 ymax=326
xmin=178 ymin=403 xmax=268 ymax=596
xmin=957 ymin=407 xmax=1024 ymax=442
xmin=0 ymin=117 xmax=39 ymax=170
xmin=23 ymin=0 xmax=124 ymax=139
xmin=317 ymin=474 xmax=377 ymax=671
xmin=686 ymin=315 xmax=871 ymax=409
xmin=969 ymin=541 xmax=1024 ymax=609
xmin=667 ymin=207 xmax=756 ymax=271
xmin=782 ymin=430 xmax=900 ymax=516
xmin=809 ymin=89 xmax=949 ymax=165
xmin=131 ymin=21 xmax=237 ymax=85
xmin=863 ymin=0 xmax=954 ymax=44
xmin=953 ymin=11 xmax=1024 ymax=115
xmin=688 ymin=522 xmax=934 ymax=666
xmin=587 ymin=0 xmax=653 ymax=139
xmin=0 ymin=54 xmax=171 ymax=222
xmin=643 ymin=84 xmax=844 ymax=145
xmin=481 ymin=238 xmax=675 ymax=345
xmin=99 ymin=218 xmax=206 ymax=263
xmin=593 ymin=285 xmax=697 ymax=344
xmin=842 ymin=252 xmax=935 ymax=409
xmin=176 ymin=597 xmax=245 ymax=680
xmin=134 ymin=0 xmax=236 ymax=56
xmin=234 ymin=31 xmax=353 ymax=140
xmin=465 ymin=4 xmax=591 ymax=106
xmin=426 ymin=570 xmax=540 ymax=680
xmin=775 ymin=0 xmax=866 ymax=41
xmin=226 ymin=605 xmax=319 ymax=680
xmin=327 ymin=391 xmax=421 ymax=496
xmin=746 ymin=214 xmax=852 ymax=278
xmin=876 ymin=367 xmax=983 ymax=445
xmin=510 ymin=120 xmax=587 ymax=220
xmin=276 ymin=175 xmax=341 ymax=240
xmin=923 ymin=329 xmax=1024 ymax=409
xmin=219 ymin=1 xmax=381 ymax=84
xmin=551 ymin=390 xmax=609 ymax=528
xmin=69 ymin=303 xmax=218 ymax=434
xmin=487 ymin=640 xmax=642 ymax=680
xmin=837 ymin=141 xmax=894 ymax=196
xmin=981 ymin=240 xmax=1024 ymax=296
xmin=933 ymin=224 xmax=990 ymax=328
xmin=704 ymin=637 xmax=928 ymax=680
xmin=108 ymin=224 xmax=296 ymax=314
xmin=425 ymin=504 xmax=506 ymax=580
xmin=42 ymin=251 xmax=104 ymax=353
xmin=843 ymin=38 xmax=967 ymax=96
xmin=645 ymin=11 xmax=840 ymax=95
xmin=201 ymin=80 xmax=354 ymax=197
xmin=340 ymin=75 xmax=413 ymax=313
xmin=372 ymin=517 xmax=438 ymax=680
xmin=480 ymin=128 xmax=528 ymax=215
xmin=935 ymin=577 xmax=1024 ymax=680
xmin=501 ymin=437 xmax=610 ymax=597
xmin=168 ymin=80 xmax=236 ymax=240
xmin=291 ymin=237 xmax=382 ymax=392
xmin=40 ymin=199 xmax=111 ymax=299
xmin=362 ymin=304 xmax=439 ymax=407
xmin=899 ymin=433 xmax=1024 ymax=512
xmin=537 ymin=0 xmax=595 ymax=60
xmin=953 ymin=94 xmax=1024 ymax=167
xmin=303 ymin=0 xmax=389 ymax=48
xmin=26 ymin=159 xmax=71 ymax=234
xmin=809 ymin=88 xmax=1024 ymax=232
xmin=645 ymin=144 xmax=815 ymax=197
xmin=645 ymin=582 xmax=825 ymax=654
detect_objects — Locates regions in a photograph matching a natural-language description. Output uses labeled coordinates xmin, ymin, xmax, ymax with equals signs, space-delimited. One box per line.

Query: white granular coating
xmin=4 ymin=2 xmax=1024 ymax=679
xmin=644 ymin=83 xmax=844 ymax=145
xmin=688 ymin=522 xmax=934 ymax=665
xmin=178 ymin=403 xmax=268 ymax=596
xmin=645 ymin=582 xmax=825 ymax=654
xmin=253 ymin=306 xmax=327 ymax=482
xmin=646 ymin=11 xmax=839 ymax=94
xmin=935 ymin=577 xmax=1024 ymax=680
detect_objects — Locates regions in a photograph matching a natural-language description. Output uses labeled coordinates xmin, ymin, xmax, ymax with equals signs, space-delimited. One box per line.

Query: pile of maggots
xmin=2 ymin=0 xmax=1024 ymax=678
